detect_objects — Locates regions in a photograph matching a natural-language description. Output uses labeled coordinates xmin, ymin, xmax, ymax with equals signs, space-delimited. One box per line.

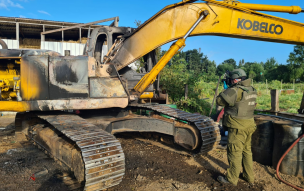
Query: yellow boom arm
xmin=107 ymin=0 xmax=304 ymax=96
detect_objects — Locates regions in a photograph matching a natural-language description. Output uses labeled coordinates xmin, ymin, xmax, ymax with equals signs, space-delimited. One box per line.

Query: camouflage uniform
xmin=216 ymin=78 xmax=257 ymax=185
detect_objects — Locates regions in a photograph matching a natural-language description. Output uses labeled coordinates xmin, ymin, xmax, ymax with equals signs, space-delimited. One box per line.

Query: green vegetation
xmin=158 ymin=45 xmax=304 ymax=115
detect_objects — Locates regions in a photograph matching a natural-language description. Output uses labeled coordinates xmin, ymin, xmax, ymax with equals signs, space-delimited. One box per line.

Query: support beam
xmin=41 ymin=17 xmax=119 ymax=35
xmin=110 ymin=17 xmax=119 ymax=27
xmin=16 ymin=22 xmax=19 ymax=48
xmin=79 ymin=28 xmax=81 ymax=43
xmin=41 ymin=25 xmax=45 ymax=41
xmin=16 ymin=22 xmax=19 ymax=40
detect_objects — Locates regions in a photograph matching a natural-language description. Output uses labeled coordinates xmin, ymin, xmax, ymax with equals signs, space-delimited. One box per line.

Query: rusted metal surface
xmin=129 ymin=103 xmax=221 ymax=153
xmin=89 ymin=77 xmax=127 ymax=98
xmin=23 ymin=113 xmax=125 ymax=191
xmin=96 ymin=64 xmax=111 ymax=77
xmin=88 ymin=56 xmax=97 ymax=77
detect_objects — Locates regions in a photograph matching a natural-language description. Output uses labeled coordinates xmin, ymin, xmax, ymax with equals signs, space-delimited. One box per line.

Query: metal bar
xmin=183 ymin=10 xmax=209 ymax=39
xmin=41 ymin=17 xmax=118 ymax=35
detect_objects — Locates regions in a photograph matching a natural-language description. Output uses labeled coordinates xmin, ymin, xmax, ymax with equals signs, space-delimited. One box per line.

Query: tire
xmin=0 ymin=39 xmax=8 ymax=49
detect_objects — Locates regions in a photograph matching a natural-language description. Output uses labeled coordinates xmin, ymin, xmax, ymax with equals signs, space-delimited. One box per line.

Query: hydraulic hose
xmin=276 ymin=133 xmax=304 ymax=191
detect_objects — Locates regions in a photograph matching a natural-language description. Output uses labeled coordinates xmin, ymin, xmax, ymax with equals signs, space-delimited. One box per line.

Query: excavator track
xmin=129 ymin=103 xmax=221 ymax=153
xmin=22 ymin=113 xmax=125 ymax=191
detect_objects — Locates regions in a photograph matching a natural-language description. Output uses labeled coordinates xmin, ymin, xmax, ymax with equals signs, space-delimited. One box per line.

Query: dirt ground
xmin=0 ymin=116 xmax=303 ymax=191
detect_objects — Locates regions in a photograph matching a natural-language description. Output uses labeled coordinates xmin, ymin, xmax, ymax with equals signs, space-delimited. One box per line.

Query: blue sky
xmin=1 ymin=0 xmax=304 ymax=65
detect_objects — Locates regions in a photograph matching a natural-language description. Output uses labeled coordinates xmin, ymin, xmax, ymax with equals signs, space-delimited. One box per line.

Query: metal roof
xmin=0 ymin=16 xmax=102 ymax=28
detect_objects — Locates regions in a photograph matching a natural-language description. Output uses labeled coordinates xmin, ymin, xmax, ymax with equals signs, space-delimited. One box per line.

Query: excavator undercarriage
xmin=15 ymin=105 xmax=220 ymax=190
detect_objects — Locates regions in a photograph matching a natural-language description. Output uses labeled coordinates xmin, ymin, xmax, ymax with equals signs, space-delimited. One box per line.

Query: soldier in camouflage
xmin=216 ymin=69 xmax=257 ymax=186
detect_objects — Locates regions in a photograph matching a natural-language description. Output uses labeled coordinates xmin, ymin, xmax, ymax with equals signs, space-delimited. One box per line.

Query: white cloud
xmin=38 ymin=10 xmax=50 ymax=16
xmin=19 ymin=15 xmax=25 ymax=18
xmin=0 ymin=0 xmax=23 ymax=10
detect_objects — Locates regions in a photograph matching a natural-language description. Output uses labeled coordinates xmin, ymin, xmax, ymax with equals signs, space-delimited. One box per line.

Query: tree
xmin=287 ymin=45 xmax=304 ymax=82
xmin=264 ymin=57 xmax=278 ymax=71
xmin=238 ymin=59 xmax=245 ymax=68
xmin=242 ymin=62 xmax=265 ymax=82
xmin=184 ymin=49 xmax=204 ymax=73
xmin=222 ymin=58 xmax=237 ymax=68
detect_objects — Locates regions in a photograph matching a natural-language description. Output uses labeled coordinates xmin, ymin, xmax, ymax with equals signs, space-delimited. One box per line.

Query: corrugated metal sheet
xmin=1 ymin=39 xmax=19 ymax=49
xmin=41 ymin=41 xmax=85 ymax=56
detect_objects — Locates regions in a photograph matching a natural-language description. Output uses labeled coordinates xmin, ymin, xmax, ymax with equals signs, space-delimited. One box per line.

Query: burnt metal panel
xmin=21 ymin=55 xmax=49 ymax=101
xmin=49 ymin=56 xmax=89 ymax=99
xmin=89 ymin=77 xmax=127 ymax=98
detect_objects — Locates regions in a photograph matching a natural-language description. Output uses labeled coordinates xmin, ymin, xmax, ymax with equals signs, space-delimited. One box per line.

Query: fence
xmin=252 ymin=80 xmax=302 ymax=95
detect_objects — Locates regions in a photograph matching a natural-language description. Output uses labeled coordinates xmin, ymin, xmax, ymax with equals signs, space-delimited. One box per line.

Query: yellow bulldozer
xmin=1 ymin=0 xmax=304 ymax=190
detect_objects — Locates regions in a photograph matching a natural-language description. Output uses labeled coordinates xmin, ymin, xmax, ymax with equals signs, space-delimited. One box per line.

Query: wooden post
xmin=271 ymin=89 xmax=279 ymax=113
xmin=266 ymin=79 xmax=268 ymax=94
xmin=281 ymin=80 xmax=283 ymax=90
xmin=184 ymin=84 xmax=188 ymax=100
xmin=293 ymin=79 xmax=295 ymax=90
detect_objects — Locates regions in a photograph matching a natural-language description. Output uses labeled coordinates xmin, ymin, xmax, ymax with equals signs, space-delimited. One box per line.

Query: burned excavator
xmin=1 ymin=0 xmax=304 ymax=190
